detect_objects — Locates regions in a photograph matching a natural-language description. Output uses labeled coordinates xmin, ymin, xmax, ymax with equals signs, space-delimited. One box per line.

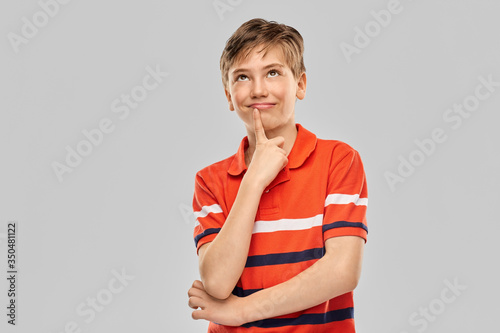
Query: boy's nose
xmin=250 ymin=78 xmax=268 ymax=98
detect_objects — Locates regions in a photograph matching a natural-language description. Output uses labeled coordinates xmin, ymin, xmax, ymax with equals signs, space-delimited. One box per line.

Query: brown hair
xmin=220 ymin=18 xmax=306 ymax=89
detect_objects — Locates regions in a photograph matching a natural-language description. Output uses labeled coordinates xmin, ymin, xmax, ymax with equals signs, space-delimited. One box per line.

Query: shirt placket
xmin=257 ymin=167 xmax=290 ymax=218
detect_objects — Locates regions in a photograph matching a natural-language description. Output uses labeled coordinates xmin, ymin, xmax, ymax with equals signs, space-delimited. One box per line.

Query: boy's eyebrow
xmin=231 ymin=63 xmax=285 ymax=75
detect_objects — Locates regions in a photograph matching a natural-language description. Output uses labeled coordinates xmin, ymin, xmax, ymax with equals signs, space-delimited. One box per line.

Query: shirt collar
xmin=228 ymin=123 xmax=317 ymax=176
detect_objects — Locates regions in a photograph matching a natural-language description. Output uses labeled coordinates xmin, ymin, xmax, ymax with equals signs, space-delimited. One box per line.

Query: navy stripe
xmin=194 ymin=228 xmax=221 ymax=247
xmin=232 ymin=286 xmax=262 ymax=297
xmin=245 ymin=247 xmax=324 ymax=268
xmin=322 ymin=221 xmax=368 ymax=234
xmin=241 ymin=307 xmax=354 ymax=328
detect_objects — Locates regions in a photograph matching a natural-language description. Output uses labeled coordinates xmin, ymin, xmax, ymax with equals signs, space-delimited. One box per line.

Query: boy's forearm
xmin=199 ymin=175 xmax=265 ymax=299
xmin=240 ymin=237 xmax=364 ymax=324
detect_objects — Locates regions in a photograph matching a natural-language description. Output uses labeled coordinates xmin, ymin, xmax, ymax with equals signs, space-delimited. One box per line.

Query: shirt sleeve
xmin=192 ymin=171 xmax=226 ymax=253
xmin=322 ymin=144 xmax=368 ymax=243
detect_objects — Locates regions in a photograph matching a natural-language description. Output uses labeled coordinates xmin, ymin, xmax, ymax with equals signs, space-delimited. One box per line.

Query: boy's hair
xmin=220 ymin=18 xmax=306 ymax=89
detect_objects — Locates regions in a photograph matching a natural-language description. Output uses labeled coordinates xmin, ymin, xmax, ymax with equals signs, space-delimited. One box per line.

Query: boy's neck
xmin=244 ymin=122 xmax=298 ymax=167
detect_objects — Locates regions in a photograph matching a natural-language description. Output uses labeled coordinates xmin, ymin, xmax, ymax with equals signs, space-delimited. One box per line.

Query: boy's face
xmin=224 ymin=45 xmax=306 ymax=134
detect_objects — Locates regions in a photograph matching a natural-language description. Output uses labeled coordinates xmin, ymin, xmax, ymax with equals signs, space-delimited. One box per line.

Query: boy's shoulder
xmin=302 ymin=125 xmax=360 ymax=162
xmin=196 ymin=152 xmax=238 ymax=177
xmin=194 ymin=135 xmax=248 ymax=180
xmin=293 ymin=125 xmax=362 ymax=173
xmin=295 ymin=123 xmax=358 ymax=153
xmin=316 ymin=137 xmax=359 ymax=158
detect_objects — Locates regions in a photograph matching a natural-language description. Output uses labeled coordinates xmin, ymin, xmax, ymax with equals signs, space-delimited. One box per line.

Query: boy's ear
xmin=296 ymin=72 xmax=307 ymax=100
xmin=224 ymin=87 xmax=235 ymax=111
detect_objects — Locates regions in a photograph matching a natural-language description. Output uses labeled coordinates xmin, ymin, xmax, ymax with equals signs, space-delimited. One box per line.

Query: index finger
xmin=253 ymin=108 xmax=267 ymax=143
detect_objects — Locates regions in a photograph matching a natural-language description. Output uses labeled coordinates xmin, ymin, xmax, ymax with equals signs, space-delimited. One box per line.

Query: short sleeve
xmin=192 ymin=171 xmax=226 ymax=253
xmin=323 ymin=145 xmax=368 ymax=243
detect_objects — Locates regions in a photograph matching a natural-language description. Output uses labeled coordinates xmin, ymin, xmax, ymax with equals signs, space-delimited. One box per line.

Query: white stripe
xmin=324 ymin=194 xmax=368 ymax=207
xmin=194 ymin=204 xmax=223 ymax=219
xmin=252 ymin=214 xmax=323 ymax=234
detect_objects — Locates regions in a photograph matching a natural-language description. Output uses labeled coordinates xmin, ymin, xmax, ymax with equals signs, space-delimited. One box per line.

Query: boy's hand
xmin=246 ymin=108 xmax=288 ymax=190
xmin=188 ymin=280 xmax=246 ymax=327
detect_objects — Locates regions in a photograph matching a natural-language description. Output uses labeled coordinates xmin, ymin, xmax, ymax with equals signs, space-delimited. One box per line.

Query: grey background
xmin=1 ymin=0 xmax=499 ymax=332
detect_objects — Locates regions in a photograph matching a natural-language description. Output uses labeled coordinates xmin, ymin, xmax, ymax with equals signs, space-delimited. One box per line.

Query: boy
xmin=188 ymin=18 xmax=368 ymax=332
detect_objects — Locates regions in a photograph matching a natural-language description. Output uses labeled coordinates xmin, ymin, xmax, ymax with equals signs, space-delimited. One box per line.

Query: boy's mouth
xmin=249 ymin=103 xmax=275 ymax=109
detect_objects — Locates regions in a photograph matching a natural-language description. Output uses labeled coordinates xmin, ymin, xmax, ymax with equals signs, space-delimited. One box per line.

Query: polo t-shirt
xmin=192 ymin=123 xmax=368 ymax=332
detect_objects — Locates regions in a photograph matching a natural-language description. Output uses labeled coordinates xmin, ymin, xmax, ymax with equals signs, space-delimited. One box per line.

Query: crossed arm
xmin=188 ymin=235 xmax=364 ymax=327
xmin=188 ymin=109 xmax=365 ymax=326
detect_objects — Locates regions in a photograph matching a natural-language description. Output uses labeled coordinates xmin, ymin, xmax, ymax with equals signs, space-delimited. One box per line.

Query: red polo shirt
xmin=193 ymin=123 xmax=368 ymax=332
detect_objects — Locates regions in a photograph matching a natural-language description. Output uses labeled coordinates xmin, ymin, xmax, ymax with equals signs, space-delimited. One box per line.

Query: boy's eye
xmin=237 ymin=75 xmax=248 ymax=81
xmin=267 ymin=70 xmax=280 ymax=78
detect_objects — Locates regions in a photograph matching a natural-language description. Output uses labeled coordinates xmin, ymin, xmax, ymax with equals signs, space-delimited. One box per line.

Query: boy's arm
xmin=198 ymin=109 xmax=288 ymax=300
xmin=189 ymin=235 xmax=364 ymax=326
xmin=197 ymin=176 xmax=263 ymax=300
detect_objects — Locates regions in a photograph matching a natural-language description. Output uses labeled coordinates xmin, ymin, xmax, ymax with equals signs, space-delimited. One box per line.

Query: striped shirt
xmin=193 ymin=123 xmax=368 ymax=332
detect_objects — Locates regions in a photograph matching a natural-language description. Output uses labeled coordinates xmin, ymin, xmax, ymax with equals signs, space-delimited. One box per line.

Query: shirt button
xmin=265 ymin=189 xmax=270 ymax=193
